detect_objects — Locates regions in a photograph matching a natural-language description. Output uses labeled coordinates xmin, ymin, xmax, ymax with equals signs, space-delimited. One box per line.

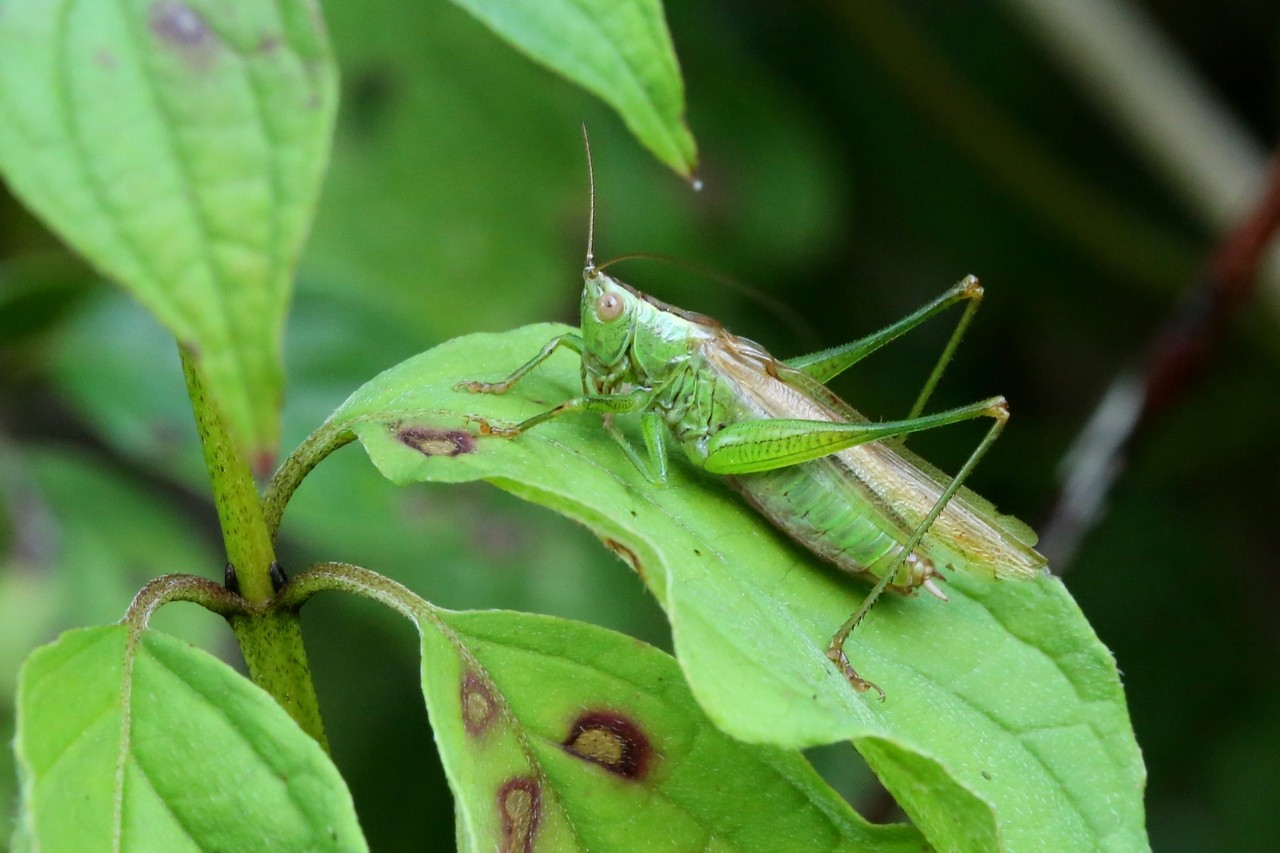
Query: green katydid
xmin=459 ymin=140 xmax=1047 ymax=700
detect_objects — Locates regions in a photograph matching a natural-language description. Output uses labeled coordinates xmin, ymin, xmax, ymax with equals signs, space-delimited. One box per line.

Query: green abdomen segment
xmin=728 ymin=456 xmax=921 ymax=592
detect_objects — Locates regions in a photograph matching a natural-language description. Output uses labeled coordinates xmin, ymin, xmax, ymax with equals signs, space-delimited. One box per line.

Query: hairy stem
xmin=180 ymin=346 xmax=328 ymax=748
xmin=262 ymin=423 xmax=355 ymax=541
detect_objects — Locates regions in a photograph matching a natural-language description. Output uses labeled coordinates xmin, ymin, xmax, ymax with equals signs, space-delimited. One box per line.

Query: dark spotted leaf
xmin=320 ymin=323 xmax=1148 ymax=850
xmin=12 ymin=625 xmax=365 ymax=851
xmin=420 ymin=608 xmax=924 ymax=852
xmin=0 ymin=0 xmax=337 ymax=468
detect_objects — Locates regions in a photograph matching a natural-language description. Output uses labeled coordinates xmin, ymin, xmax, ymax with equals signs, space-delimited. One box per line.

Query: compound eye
xmin=595 ymin=291 xmax=624 ymax=322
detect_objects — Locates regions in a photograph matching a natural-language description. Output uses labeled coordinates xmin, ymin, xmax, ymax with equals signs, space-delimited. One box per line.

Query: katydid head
xmin=580 ymin=267 xmax=639 ymax=369
xmin=579 ymin=125 xmax=640 ymax=374
xmin=576 ymin=125 xmax=716 ymax=386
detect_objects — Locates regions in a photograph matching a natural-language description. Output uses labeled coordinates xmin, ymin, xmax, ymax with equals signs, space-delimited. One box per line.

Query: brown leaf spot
xmin=562 ymin=711 xmax=652 ymax=779
xmin=398 ymin=427 xmax=475 ymax=457
xmin=602 ymin=537 xmax=646 ymax=583
xmin=497 ymin=777 xmax=540 ymax=853
xmin=603 ymin=537 xmax=637 ymax=568
xmin=460 ymin=670 xmax=498 ymax=737
xmin=94 ymin=49 xmax=118 ymax=69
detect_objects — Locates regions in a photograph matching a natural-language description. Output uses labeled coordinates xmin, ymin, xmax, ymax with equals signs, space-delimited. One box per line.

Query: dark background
xmin=1 ymin=1 xmax=1277 ymax=849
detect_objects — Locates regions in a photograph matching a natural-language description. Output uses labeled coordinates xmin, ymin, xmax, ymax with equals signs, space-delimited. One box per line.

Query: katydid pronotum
xmin=459 ymin=139 xmax=1046 ymax=700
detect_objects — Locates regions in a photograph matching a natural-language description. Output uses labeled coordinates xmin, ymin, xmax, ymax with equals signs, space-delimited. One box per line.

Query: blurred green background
xmin=2 ymin=1 xmax=1278 ymax=849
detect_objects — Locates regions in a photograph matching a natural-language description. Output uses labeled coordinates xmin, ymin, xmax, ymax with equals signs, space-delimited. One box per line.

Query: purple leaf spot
xmin=460 ymin=670 xmax=498 ymax=737
xmin=398 ymin=426 xmax=475 ymax=457
xmin=562 ymin=710 xmax=653 ymax=779
xmin=149 ymin=2 xmax=209 ymax=47
xmin=497 ymin=777 xmax=540 ymax=853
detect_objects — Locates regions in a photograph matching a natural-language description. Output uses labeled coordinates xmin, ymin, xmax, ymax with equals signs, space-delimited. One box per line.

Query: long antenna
xmin=581 ymin=122 xmax=596 ymax=272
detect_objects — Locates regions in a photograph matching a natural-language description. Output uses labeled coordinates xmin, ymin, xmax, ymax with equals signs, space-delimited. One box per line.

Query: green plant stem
xmin=229 ymin=611 xmax=330 ymax=752
xmin=182 ymin=347 xmax=279 ymax=603
xmin=280 ymin=561 xmax=429 ymax=624
xmin=124 ymin=574 xmax=247 ymax=625
xmin=180 ymin=346 xmax=329 ymax=748
xmin=262 ymin=424 xmax=355 ymax=541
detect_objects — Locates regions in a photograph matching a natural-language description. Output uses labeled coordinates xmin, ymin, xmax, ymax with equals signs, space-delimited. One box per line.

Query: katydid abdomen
xmin=682 ymin=332 xmax=1046 ymax=595
xmin=729 ymin=458 xmax=942 ymax=595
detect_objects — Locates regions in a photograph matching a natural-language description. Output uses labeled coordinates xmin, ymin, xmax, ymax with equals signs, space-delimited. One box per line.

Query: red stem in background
xmin=1142 ymin=154 xmax=1280 ymax=419
xmin=1042 ymin=151 xmax=1280 ymax=569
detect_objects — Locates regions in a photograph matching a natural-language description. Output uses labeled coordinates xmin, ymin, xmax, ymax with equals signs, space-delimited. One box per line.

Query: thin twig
xmin=1041 ymin=152 xmax=1280 ymax=568
xmin=998 ymin=0 xmax=1280 ymax=314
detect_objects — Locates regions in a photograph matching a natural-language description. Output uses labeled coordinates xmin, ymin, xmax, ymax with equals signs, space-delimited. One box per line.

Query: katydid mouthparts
xmin=458 ymin=142 xmax=1047 ymax=701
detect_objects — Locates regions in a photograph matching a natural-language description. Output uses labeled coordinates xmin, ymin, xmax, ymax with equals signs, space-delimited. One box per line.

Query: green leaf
xmin=0 ymin=0 xmax=338 ymax=468
xmin=418 ymin=608 xmax=924 ymax=852
xmin=301 ymin=1 xmax=834 ymax=351
xmin=323 ymin=324 xmax=1148 ymax=850
xmin=0 ymin=445 xmax=228 ymax=843
xmin=13 ymin=625 xmax=365 ymax=851
xmin=448 ymin=0 xmax=697 ymax=178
